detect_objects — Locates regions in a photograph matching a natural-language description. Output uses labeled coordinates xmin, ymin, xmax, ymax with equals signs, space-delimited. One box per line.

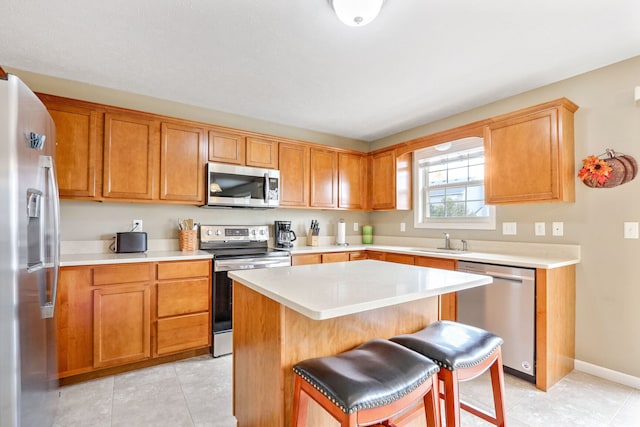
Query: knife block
xmin=307 ymin=230 xmax=319 ymax=246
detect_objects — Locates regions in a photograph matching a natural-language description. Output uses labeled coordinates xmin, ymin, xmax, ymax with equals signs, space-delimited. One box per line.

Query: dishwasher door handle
xmin=484 ymin=271 xmax=532 ymax=282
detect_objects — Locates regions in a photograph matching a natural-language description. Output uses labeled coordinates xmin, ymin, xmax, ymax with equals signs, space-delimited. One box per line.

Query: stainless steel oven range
xmin=200 ymin=225 xmax=291 ymax=357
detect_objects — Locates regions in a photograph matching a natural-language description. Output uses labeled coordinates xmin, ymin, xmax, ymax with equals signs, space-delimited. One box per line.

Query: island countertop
xmin=229 ymin=259 xmax=492 ymax=320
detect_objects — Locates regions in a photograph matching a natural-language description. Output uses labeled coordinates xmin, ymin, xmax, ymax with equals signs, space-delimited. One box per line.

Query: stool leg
xmin=292 ymin=376 xmax=310 ymax=427
xmin=489 ymin=348 xmax=507 ymax=427
xmin=440 ymin=369 xmax=461 ymax=427
xmin=424 ymin=373 xmax=441 ymax=427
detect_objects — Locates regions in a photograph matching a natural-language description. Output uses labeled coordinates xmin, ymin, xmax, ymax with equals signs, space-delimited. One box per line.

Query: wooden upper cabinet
xmin=42 ymin=97 xmax=101 ymax=199
xmin=160 ymin=122 xmax=205 ymax=203
xmin=310 ymin=147 xmax=338 ymax=209
xmin=103 ymin=113 xmax=159 ymax=200
xmin=246 ymin=137 xmax=278 ymax=169
xmin=208 ymin=130 xmax=245 ymax=164
xmin=338 ymin=152 xmax=366 ymax=210
xmin=279 ymin=142 xmax=310 ymax=207
xmin=484 ymin=98 xmax=578 ymax=204
xmin=370 ymin=150 xmax=412 ymax=210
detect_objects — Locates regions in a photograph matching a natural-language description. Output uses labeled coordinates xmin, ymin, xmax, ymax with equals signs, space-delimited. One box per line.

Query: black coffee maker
xmin=274 ymin=221 xmax=296 ymax=248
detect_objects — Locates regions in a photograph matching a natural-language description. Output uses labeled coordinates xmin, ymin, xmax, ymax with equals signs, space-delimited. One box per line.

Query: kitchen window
xmin=414 ymin=137 xmax=496 ymax=230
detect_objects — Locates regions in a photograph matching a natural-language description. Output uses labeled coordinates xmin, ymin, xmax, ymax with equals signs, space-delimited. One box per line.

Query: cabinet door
xmin=208 ymin=130 xmax=245 ymax=164
xmin=371 ymin=151 xmax=396 ymax=210
xmin=160 ymin=122 xmax=205 ymax=203
xmin=103 ymin=113 xmax=158 ymax=200
xmin=321 ymin=252 xmax=349 ymax=263
xmin=348 ymin=251 xmax=368 ymax=261
xmin=93 ymin=284 xmax=151 ymax=368
xmin=366 ymin=251 xmax=386 ymax=261
xmin=246 ymin=137 xmax=278 ymax=169
xmin=385 ymin=253 xmax=415 ymax=265
xmin=415 ymin=256 xmax=457 ymax=321
xmin=47 ymin=102 xmax=100 ymax=198
xmin=56 ymin=267 xmax=94 ymax=378
xmin=279 ymin=142 xmax=310 ymax=207
xmin=484 ymin=100 xmax=576 ymax=204
xmin=338 ymin=152 xmax=366 ymax=210
xmin=310 ymin=147 xmax=338 ymax=208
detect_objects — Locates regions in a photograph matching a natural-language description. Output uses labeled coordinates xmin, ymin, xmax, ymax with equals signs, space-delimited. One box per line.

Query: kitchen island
xmin=229 ymin=260 xmax=492 ymax=427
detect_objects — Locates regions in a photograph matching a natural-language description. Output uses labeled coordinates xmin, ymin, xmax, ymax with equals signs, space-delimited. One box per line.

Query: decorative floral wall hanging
xmin=578 ymin=149 xmax=637 ymax=188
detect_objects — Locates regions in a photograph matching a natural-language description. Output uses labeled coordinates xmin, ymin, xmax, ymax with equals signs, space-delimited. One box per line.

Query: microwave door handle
xmin=263 ymin=173 xmax=269 ymax=201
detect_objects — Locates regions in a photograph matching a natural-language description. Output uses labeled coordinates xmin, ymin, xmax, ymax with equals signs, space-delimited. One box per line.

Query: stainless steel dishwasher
xmin=457 ymin=261 xmax=536 ymax=383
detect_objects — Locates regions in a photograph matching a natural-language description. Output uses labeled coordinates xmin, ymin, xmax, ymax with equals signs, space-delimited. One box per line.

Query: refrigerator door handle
xmin=39 ymin=155 xmax=60 ymax=319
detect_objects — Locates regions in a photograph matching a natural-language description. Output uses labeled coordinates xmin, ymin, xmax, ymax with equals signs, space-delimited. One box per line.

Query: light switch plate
xmin=624 ymin=222 xmax=639 ymax=239
xmin=552 ymin=222 xmax=564 ymax=236
xmin=353 ymin=222 xmax=359 ymax=232
xmin=400 ymin=222 xmax=406 ymax=232
xmin=502 ymin=222 xmax=517 ymax=235
xmin=535 ymin=222 xmax=546 ymax=236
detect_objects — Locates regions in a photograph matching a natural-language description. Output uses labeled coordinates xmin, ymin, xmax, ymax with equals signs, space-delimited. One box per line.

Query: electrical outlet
xmin=353 ymin=222 xmax=359 ymax=232
xmin=624 ymin=222 xmax=639 ymax=239
xmin=552 ymin=222 xmax=563 ymax=236
xmin=534 ymin=222 xmax=546 ymax=236
xmin=132 ymin=219 xmax=143 ymax=231
xmin=400 ymin=222 xmax=406 ymax=232
xmin=502 ymin=222 xmax=517 ymax=235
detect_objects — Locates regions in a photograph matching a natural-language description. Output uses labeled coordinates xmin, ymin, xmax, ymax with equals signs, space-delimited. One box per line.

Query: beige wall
xmin=8 ymin=56 xmax=640 ymax=378
xmin=372 ymin=55 xmax=640 ymax=378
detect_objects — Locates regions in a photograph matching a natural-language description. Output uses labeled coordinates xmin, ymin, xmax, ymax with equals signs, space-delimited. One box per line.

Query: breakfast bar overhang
xmin=229 ymin=260 xmax=493 ymax=427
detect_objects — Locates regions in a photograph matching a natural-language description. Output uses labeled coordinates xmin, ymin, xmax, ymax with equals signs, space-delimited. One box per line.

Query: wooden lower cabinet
xmin=415 ymin=256 xmax=457 ymax=321
xmin=321 ymin=252 xmax=349 ymax=263
xmin=55 ymin=259 xmax=211 ymax=379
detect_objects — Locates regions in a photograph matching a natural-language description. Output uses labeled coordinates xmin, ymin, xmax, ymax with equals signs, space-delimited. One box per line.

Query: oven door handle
xmin=215 ymin=257 xmax=290 ymax=272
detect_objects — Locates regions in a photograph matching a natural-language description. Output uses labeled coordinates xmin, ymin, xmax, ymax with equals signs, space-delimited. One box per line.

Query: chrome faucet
xmin=443 ymin=232 xmax=451 ymax=250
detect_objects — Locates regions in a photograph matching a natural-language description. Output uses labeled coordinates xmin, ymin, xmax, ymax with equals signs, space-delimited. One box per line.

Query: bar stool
xmin=391 ymin=321 xmax=507 ymax=427
xmin=292 ymin=338 xmax=441 ymax=427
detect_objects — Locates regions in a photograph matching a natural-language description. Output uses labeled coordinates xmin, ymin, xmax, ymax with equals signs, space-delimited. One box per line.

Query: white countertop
xmin=60 ymin=250 xmax=212 ymax=267
xmin=289 ymin=243 xmax=580 ymax=269
xmin=229 ymin=260 xmax=492 ymax=320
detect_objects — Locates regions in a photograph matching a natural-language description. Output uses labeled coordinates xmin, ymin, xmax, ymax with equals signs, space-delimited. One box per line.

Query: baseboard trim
xmin=575 ymin=359 xmax=640 ymax=389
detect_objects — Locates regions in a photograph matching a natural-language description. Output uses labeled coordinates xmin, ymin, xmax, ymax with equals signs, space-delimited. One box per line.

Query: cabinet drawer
xmin=385 ymin=253 xmax=415 ymax=265
xmin=157 ymin=260 xmax=210 ymax=280
xmin=348 ymin=251 xmax=367 ymax=261
xmin=157 ymin=279 xmax=210 ymax=317
xmin=415 ymin=256 xmax=456 ymax=270
xmin=93 ymin=263 xmax=152 ymax=285
xmin=157 ymin=313 xmax=210 ymax=355
xmin=322 ymin=252 xmax=349 ymax=263
xmin=292 ymin=254 xmax=322 ymax=266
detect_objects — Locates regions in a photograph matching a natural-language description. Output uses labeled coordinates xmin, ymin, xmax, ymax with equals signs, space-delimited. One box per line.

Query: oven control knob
xmin=251 ymin=229 xmax=256 ymax=235
xmin=259 ymin=229 xmax=265 ymax=235
xmin=215 ymin=229 xmax=222 ymax=236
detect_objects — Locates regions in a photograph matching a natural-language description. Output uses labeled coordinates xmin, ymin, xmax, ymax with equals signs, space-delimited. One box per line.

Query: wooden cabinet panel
xmin=370 ymin=150 xmax=412 ymax=211
xmin=246 ymin=137 xmax=278 ymax=169
xmin=348 ymin=251 xmax=368 ymax=261
xmin=366 ymin=251 xmax=386 ymax=261
xmin=56 ymin=267 xmax=94 ymax=377
xmin=93 ymin=284 xmax=151 ymax=368
xmin=279 ymin=142 xmax=310 ymax=207
xmin=338 ymin=152 xmax=366 ymax=210
xmin=291 ymin=254 xmax=322 ymax=266
xmin=93 ymin=263 xmax=152 ymax=286
xmin=157 ymin=260 xmax=210 ymax=280
xmin=208 ymin=130 xmax=245 ymax=164
xmin=385 ymin=253 xmax=415 ymax=265
xmin=485 ymin=98 xmax=577 ymax=204
xmin=415 ymin=256 xmax=457 ymax=321
xmin=157 ymin=279 xmax=210 ymax=317
xmin=157 ymin=313 xmax=210 ymax=356
xmin=310 ymin=148 xmax=338 ymax=208
xmin=321 ymin=252 xmax=349 ymax=263
xmin=160 ymin=122 xmax=205 ymax=203
xmin=103 ymin=113 xmax=158 ymax=200
xmin=46 ymin=101 xmax=100 ymax=198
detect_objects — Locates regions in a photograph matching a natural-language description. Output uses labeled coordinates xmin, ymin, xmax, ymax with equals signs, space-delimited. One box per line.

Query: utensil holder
xmin=307 ymin=230 xmax=319 ymax=246
xmin=179 ymin=230 xmax=197 ymax=251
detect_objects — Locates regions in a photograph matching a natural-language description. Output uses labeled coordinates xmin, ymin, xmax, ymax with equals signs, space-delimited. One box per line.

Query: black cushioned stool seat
xmin=292 ymin=338 xmax=442 ymax=427
xmin=391 ymin=321 xmax=507 ymax=427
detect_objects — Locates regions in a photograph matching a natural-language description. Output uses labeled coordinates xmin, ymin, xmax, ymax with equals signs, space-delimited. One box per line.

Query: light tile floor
xmin=53 ymin=354 xmax=640 ymax=426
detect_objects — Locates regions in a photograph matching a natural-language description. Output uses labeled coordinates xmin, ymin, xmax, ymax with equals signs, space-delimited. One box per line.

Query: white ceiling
xmin=2 ymin=0 xmax=639 ymax=141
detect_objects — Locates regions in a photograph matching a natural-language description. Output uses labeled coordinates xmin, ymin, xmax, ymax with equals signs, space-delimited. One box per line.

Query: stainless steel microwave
xmin=204 ymin=162 xmax=280 ymax=208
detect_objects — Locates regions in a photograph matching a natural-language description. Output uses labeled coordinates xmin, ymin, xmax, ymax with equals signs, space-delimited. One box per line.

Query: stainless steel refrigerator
xmin=0 ymin=71 xmax=60 ymax=426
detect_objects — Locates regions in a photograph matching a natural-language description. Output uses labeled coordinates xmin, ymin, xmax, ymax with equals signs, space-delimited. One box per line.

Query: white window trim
xmin=413 ymin=137 xmax=496 ymax=230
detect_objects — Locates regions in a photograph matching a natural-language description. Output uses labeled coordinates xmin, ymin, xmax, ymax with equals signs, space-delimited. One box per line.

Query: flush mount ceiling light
xmin=332 ymin=0 xmax=384 ymax=27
